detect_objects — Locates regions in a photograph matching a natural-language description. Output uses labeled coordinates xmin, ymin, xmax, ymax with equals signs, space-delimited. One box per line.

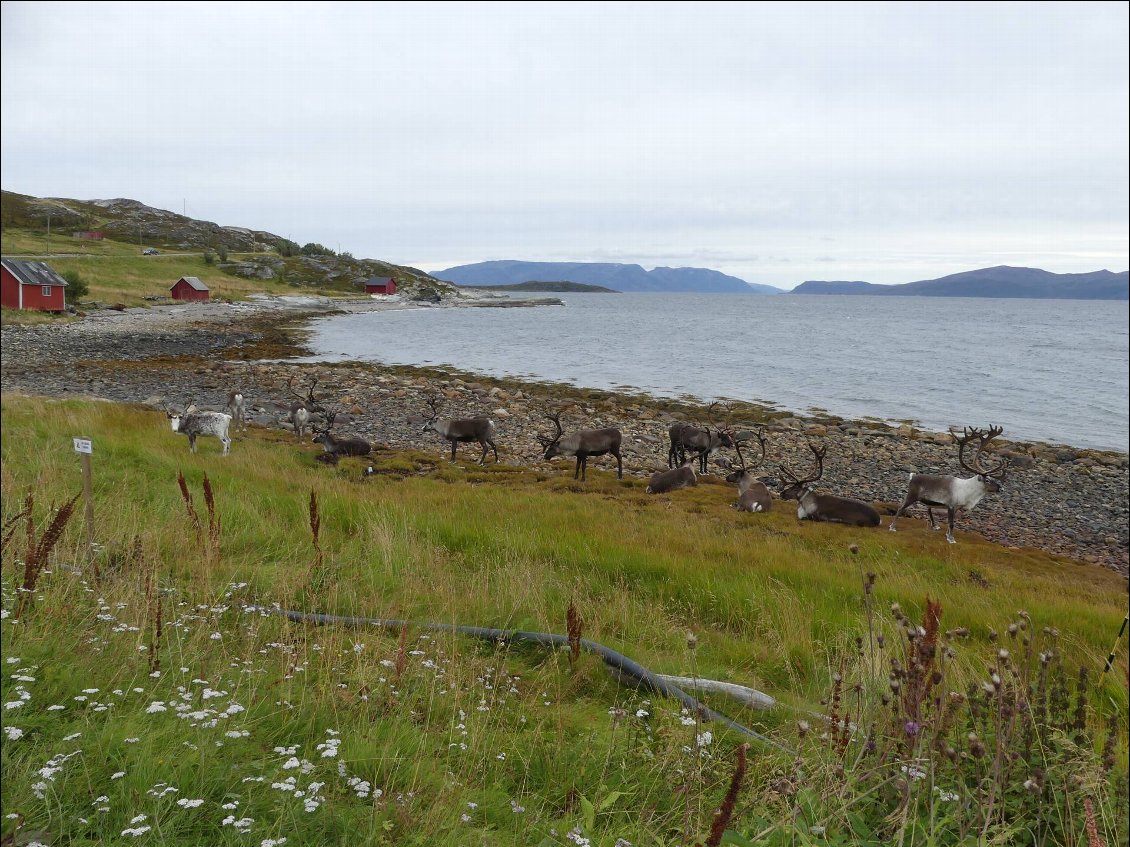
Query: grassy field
xmin=1 ymin=394 xmax=1127 ymax=846
xmin=0 ymin=228 xmax=315 ymax=309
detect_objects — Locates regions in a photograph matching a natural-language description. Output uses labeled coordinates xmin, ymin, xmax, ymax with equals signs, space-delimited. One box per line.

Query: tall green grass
xmin=2 ymin=395 xmax=1126 ymax=845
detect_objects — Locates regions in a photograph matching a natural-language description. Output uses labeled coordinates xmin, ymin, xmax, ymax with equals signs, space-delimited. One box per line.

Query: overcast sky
xmin=2 ymin=2 xmax=1127 ymax=287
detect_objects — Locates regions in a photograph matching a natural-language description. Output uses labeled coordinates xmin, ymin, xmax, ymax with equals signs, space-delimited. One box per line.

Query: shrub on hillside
xmin=61 ymin=270 xmax=89 ymax=300
xmin=301 ymin=242 xmax=335 ymax=257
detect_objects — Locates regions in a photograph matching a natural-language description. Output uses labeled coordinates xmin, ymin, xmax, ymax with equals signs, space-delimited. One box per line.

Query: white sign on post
xmin=73 ymin=437 xmax=93 ymax=455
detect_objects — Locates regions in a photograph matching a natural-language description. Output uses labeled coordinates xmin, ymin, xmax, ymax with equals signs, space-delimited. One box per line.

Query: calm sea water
xmin=302 ymin=294 xmax=1129 ymax=453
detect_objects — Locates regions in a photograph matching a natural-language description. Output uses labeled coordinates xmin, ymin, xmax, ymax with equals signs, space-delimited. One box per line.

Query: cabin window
xmin=42 ymin=286 xmax=52 ymax=297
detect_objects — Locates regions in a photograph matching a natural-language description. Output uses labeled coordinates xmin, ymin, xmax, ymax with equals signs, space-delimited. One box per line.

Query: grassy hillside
xmin=1 ymin=395 xmax=1126 ymax=845
xmin=1 ymin=189 xmax=455 ymax=308
xmin=1 ymin=228 xmax=306 ymax=306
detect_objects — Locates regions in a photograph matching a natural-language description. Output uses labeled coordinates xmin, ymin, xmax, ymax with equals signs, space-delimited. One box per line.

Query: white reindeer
xmin=889 ymin=425 xmax=1007 ymax=543
xmin=167 ymin=405 xmax=233 ymax=455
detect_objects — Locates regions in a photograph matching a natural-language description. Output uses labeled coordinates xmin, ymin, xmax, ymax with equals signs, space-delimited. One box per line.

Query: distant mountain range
xmin=435 ymin=260 xmax=783 ymax=294
xmin=460 ymin=280 xmax=619 ymax=293
xmin=792 ymin=266 xmax=1128 ymax=300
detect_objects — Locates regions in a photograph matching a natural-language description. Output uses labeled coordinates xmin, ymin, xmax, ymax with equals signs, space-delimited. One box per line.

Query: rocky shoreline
xmin=2 ymin=297 xmax=1127 ymax=576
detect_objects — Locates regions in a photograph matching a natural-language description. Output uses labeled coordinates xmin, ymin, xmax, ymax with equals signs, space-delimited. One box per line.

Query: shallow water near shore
xmin=302 ymin=293 xmax=1128 ymax=452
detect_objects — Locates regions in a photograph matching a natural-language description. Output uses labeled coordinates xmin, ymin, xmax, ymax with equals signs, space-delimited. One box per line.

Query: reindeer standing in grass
xmin=167 ymin=404 xmax=233 ymax=455
xmin=225 ymin=391 xmax=248 ymax=432
xmin=539 ymin=411 xmax=623 ymax=481
xmin=421 ymin=398 xmax=499 ymax=465
xmin=889 ymin=425 xmax=1007 ymax=543
xmin=282 ymin=376 xmax=324 ymax=439
xmin=667 ymin=403 xmax=736 ymax=472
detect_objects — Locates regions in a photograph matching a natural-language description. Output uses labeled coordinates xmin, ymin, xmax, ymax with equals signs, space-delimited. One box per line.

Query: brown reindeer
xmin=539 ymin=411 xmax=622 ymax=481
xmin=726 ymin=428 xmax=773 ymax=512
xmin=646 ymin=457 xmax=697 ymax=494
xmin=889 ymin=425 xmax=1006 ymax=543
xmin=667 ymin=402 xmax=736 ymax=472
xmin=422 ymin=398 xmax=499 ymax=465
xmin=779 ymin=443 xmax=880 ymax=527
xmin=310 ymin=411 xmax=372 ymax=460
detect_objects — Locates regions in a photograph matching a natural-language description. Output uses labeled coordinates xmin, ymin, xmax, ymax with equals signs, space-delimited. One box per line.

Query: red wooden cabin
xmin=364 ymin=276 xmax=397 ymax=295
xmin=170 ymin=276 xmax=210 ymax=301
xmin=0 ymin=258 xmax=68 ymax=312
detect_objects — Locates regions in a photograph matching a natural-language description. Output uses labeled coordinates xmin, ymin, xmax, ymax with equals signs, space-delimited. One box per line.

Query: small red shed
xmin=1 ymin=258 xmax=68 ymax=312
xmin=364 ymin=276 xmax=397 ymax=295
xmin=170 ymin=276 xmax=210 ymax=302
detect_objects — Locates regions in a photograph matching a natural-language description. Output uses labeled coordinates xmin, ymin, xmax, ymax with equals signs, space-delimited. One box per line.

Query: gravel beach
xmin=2 ymin=295 xmax=1127 ymax=576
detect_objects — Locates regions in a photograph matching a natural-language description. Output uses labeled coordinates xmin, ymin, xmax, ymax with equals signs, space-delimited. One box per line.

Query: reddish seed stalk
xmin=1083 ymin=797 xmax=1106 ymax=847
xmin=202 ymin=472 xmax=221 ymax=562
xmin=701 ymin=743 xmax=748 ymax=847
xmin=1 ymin=498 xmax=32 ymax=558
xmin=17 ymin=491 xmax=80 ymax=618
xmin=566 ymin=600 xmax=582 ymax=667
xmin=177 ymin=471 xmax=204 ymax=550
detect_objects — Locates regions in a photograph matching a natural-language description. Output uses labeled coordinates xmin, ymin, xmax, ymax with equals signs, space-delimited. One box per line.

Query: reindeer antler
xmin=424 ymin=397 xmax=440 ymax=423
xmin=781 ymin=441 xmax=825 ymax=486
xmin=538 ymin=411 xmax=564 ymax=447
xmin=287 ymin=375 xmax=321 ymax=409
xmin=953 ymin=424 xmax=1007 ymax=478
xmin=312 ymin=407 xmax=339 ymax=436
xmin=733 ymin=427 xmax=768 ymax=473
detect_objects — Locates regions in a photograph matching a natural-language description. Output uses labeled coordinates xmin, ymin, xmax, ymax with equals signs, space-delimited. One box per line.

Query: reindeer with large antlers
xmin=281 ymin=376 xmax=324 ymax=440
xmin=422 ymin=398 xmax=499 ymax=465
xmin=778 ymin=443 xmax=881 ymax=527
xmin=889 ymin=425 xmax=1007 ymax=544
xmin=726 ymin=428 xmax=773 ymax=512
xmin=539 ymin=411 xmax=622 ymax=481
xmin=667 ymin=402 xmax=736 ymax=473
xmin=311 ymin=410 xmax=372 ymax=461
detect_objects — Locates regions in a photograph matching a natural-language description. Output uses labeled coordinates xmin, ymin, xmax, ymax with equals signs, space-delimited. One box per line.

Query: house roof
xmin=1 ymin=258 xmax=68 ymax=287
xmin=365 ymin=276 xmax=394 ymax=286
xmin=172 ymin=276 xmax=209 ymax=292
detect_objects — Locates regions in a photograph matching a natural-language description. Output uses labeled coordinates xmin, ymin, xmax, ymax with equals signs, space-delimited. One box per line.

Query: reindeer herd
xmin=165 ymin=379 xmax=1010 ymax=544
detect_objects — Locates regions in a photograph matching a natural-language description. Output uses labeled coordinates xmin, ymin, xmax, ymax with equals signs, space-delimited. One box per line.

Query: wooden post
xmin=73 ymin=437 xmax=95 ymax=571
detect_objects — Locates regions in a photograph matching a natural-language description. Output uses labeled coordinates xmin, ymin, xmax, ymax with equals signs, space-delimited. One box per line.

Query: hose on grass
xmin=277 ymin=608 xmax=791 ymax=754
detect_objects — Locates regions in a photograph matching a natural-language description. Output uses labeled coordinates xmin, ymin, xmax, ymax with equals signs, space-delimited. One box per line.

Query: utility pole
xmin=46 ymin=210 xmax=51 ymax=255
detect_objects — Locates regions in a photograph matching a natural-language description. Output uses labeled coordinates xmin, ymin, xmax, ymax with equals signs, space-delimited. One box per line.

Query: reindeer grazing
xmin=539 ymin=411 xmax=623 ymax=481
xmin=167 ymin=405 xmax=233 ymax=455
xmin=889 ymin=425 xmax=1007 ymax=544
xmin=422 ymin=398 xmax=499 ymax=465
xmin=311 ymin=412 xmax=372 ymax=460
xmin=282 ymin=376 xmax=323 ymax=439
xmin=645 ymin=457 xmax=697 ymax=494
xmin=778 ymin=443 xmax=880 ymax=527
xmin=726 ymin=428 xmax=773 ymax=512
xmin=667 ymin=403 xmax=735 ymax=473
xmin=225 ymin=391 xmax=248 ymax=432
